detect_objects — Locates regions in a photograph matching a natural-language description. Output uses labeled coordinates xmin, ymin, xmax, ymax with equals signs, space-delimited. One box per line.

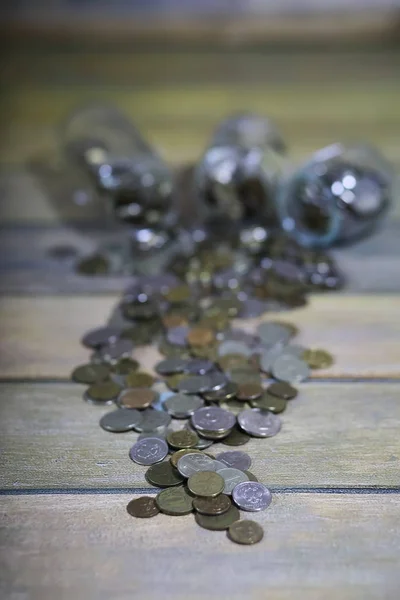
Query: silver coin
xmin=166 ymin=326 xmax=190 ymax=347
xmin=155 ymin=357 xmax=188 ymax=376
xmin=216 ymin=451 xmax=252 ymax=471
xmin=219 ymin=329 xmax=259 ymax=348
xmin=218 ymin=340 xmax=253 ymax=358
xmin=259 ymin=344 xmax=285 ymax=373
xmin=163 ymin=393 xmax=204 ymax=419
xmin=238 ymin=408 xmax=282 ymax=438
xmin=207 ymin=371 xmax=230 ymax=391
xmin=232 ymin=481 xmax=272 ymax=512
xmin=99 ymin=408 xmax=142 ymax=433
xmin=82 ymin=326 xmax=121 ymax=349
xmin=216 ymin=467 xmax=249 ymax=494
xmin=177 ymin=453 xmax=216 ymax=477
xmin=211 ymin=460 xmax=227 ymax=471
xmin=183 ymin=359 xmax=215 ymax=375
xmin=257 ymin=322 xmax=292 ymax=347
xmin=177 ymin=375 xmax=212 ymax=394
xmin=134 ymin=409 xmax=172 ymax=433
xmin=271 ymin=354 xmax=310 ymax=383
xmin=99 ymin=339 xmax=134 ymax=362
xmin=191 ymin=406 xmax=236 ymax=433
xmin=129 ymin=437 xmax=168 ymax=465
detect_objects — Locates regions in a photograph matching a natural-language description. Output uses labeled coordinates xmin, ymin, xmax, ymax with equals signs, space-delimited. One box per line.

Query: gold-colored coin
xmin=126 ymin=496 xmax=159 ymax=518
xmin=187 ymin=471 xmax=225 ymax=497
xmin=189 ymin=345 xmax=219 ymax=362
xmin=155 ymin=487 xmax=193 ymax=516
xmin=250 ymin=392 xmax=287 ymax=414
xmin=164 ymin=285 xmax=191 ymax=304
xmin=145 ymin=461 xmax=184 ymax=487
xmin=187 ymin=326 xmax=215 ymax=347
xmin=228 ymin=520 xmax=264 ymax=545
xmin=167 ymin=430 xmax=199 ymax=450
xmin=170 ymin=448 xmax=202 ymax=469
xmin=195 ymin=505 xmax=240 ymax=530
xmin=126 ymin=371 xmax=155 ymax=388
xmin=118 ymin=387 xmax=156 ymax=410
xmin=302 ymin=348 xmax=333 ymax=369
xmin=193 ymin=494 xmax=231 ymax=516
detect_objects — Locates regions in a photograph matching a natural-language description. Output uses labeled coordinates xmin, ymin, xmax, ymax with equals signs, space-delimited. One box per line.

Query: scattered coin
xmin=271 ymin=355 xmax=310 ymax=383
xmin=112 ymin=357 xmax=140 ymax=375
xmin=250 ymin=392 xmax=287 ymax=414
xmin=126 ymin=496 xmax=160 ymax=518
xmin=177 ymin=453 xmax=216 ymax=478
xmin=156 ymin=487 xmax=193 ymax=516
xmin=145 ymin=461 xmax=185 ymax=487
xmin=232 ymin=481 xmax=272 ymax=512
xmin=238 ymin=408 xmax=282 ymax=438
xmin=193 ymin=494 xmax=231 ymax=516
xmin=216 ymin=467 xmax=249 ymax=494
xmin=187 ymin=327 xmax=215 ymax=347
xmin=267 ymin=381 xmax=298 ymax=400
xmin=155 ymin=357 xmax=188 ymax=376
xmin=84 ymin=380 xmax=122 ymax=405
xmin=166 ymin=429 xmax=199 ymax=450
xmin=176 ymin=375 xmax=213 ymax=395
xmin=191 ymin=406 xmax=236 ymax=434
xmin=183 ymin=358 xmax=215 ymax=375
xmin=195 ymin=505 xmax=240 ymax=531
xmin=163 ymin=393 xmax=204 ymax=419
xmin=187 ymin=471 xmax=225 ymax=497
xmin=221 ymin=425 xmax=251 ymax=447
xmin=236 ymin=382 xmax=263 ymax=402
xmin=100 ymin=408 xmax=142 ymax=432
xmin=81 ymin=326 xmax=121 ymax=349
xmin=118 ymin=388 xmax=157 ymax=410
xmin=216 ymin=451 xmax=252 ymax=471
xmin=129 ymin=437 xmax=169 ymax=465
xmin=302 ymin=348 xmax=334 ymax=369
xmin=134 ymin=409 xmax=172 ymax=433
xmin=71 ymin=363 xmax=110 ymax=384
xmin=202 ymin=381 xmax=238 ymax=403
xmin=126 ymin=372 xmax=155 ymax=388
xmin=244 ymin=471 xmax=258 ymax=482
xmin=227 ymin=520 xmax=264 ymax=545
xmin=99 ymin=339 xmax=134 ymax=362
xmin=170 ymin=448 xmax=202 ymax=469
xmin=257 ymin=322 xmax=293 ymax=346
xmin=218 ymin=341 xmax=253 ymax=358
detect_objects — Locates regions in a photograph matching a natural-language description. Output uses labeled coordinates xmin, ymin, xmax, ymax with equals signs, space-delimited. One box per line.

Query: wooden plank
xmin=0 ymin=381 xmax=399 ymax=490
xmin=1 ymin=493 xmax=399 ymax=599
xmin=0 ymin=295 xmax=399 ymax=379
xmin=1 ymin=220 xmax=400 ymax=293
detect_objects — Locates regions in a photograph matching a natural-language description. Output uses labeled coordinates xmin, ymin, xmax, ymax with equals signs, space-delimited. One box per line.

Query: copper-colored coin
xmin=162 ymin=313 xmax=189 ymax=329
xmin=118 ymin=387 xmax=156 ymax=410
xmin=170 ymin=448 xmax=202 ymax=469
xmin=167 ymin=430 xmax=199 ymax=450
xmin=302 ymin=348 xmax=334 ymax=369
xmin=236 ymin=382 xmax=263 ymax=402
xmin=126 ymin=371 xmax=155 ymax=388
xmin=228 ymin=519 xmax=264 ymax=545
xmin=193 ymin=494 xmax=231 ymax=516
xmin=267 ymin=381 xmax=298 ymax=400
xmin=126 ymin=496 xmax=159 ymax=518
xmin=187 ymin=327 xmax=215 ymax=348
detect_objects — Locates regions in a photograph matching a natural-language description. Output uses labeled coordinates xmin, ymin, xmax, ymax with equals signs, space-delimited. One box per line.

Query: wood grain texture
xmin=1 ymin=493 xmax=399 ymax=600
xmin=0 ymin=381 xmax=399 ymax=490
xmin=0 ymin=294 xmax=399 ymax=379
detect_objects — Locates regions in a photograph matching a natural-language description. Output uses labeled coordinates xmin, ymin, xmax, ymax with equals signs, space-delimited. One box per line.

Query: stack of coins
xmin=72 ymin=287 xmax=334 ymax=544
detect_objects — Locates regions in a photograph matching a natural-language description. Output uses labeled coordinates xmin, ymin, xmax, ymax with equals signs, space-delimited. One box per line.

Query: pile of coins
xmin=72 ymin=279 xmax=334 ymax=545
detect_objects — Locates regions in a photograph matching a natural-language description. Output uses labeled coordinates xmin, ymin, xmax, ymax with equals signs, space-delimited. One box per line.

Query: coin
xmin=216 ymin=451 xmax=251 ymax=471
xmin=218 ymin=354 xmax=249 ymax=371
xmin=126 ymin=496 xmax=160 ymax=518
xmin=176 ymin=375 xmax=213 ymax=395
xmin=100 ymin=408 xmax=142 ymax=432
xmin=202 ymin=382 xmax=238 ymax=403
xmin=163 ymin=393 xmax=204 ymax=419
xmin=162 ymin=312 xmax=189 ymax=329
xmin=215 ymin=467 xmax=249 ymax=494
xmin=250 ymin=393 xmax=287 ymax=414
xmin=271 ymin=355 xmax=310 ymax=383
xmin=187 ymin=471 xmax=225 ymax=497
xmin=259 ymin=345 xmax=285 ymax=374
xmin=164 ymin=284 xmax=191 ymax=304
xmin=99 ymin=339 xmax=134 ymax=362
xmin=227 ymin=520 xmax=263 ymax=544
xmin=183 ymin=359 xmax=215 ymax=375
xmin=218 ymin=341 xmax=252 ymax=358
xmin=71 ymin=363 xmax=110 ymax=384
xmin=145 ymin=461 xmax=185 ymax=487
xmin=165 ymin=373 xmax=187 ymax=391
xmin=207 ymin=371 xmax=230 ymax=391
xmin=257 ymin=322 xmax=292 ymax=346
xmin=244 ymin=471 xmax=258 ymax=482
xmin=118 ymin=388 xmax=157 ymax=410
xmin=166 ymin=326 xmax=190 ymax=347
xmin=82 ymin=326 xmax=121 ymax=349
xmin=221 ymin=425 xmax=251 ymax=447
xmin=155 ymin=357 xmax=188 ymax=376
xmin=134 ymin=409 xmax=172 ymax=433
xmin=167 ymin=430 xmax=199 ymax=450
xmin=267 ymin=381 xmax=298 ymax=400
xmin=238 ymin=408 xmax=282 ymax=438
xmin=84 ymin=380 xmax=122 ymax=405
xmin=111 ymin=357 xmax=140 ymax=375
xmin=232 ymin=481 xmax=272 ymax=512
xmin=126 ymin=372 xmax=155 ymax=388
xmin=129 ymin=437 xmax=169 ymax=465
xmin=187 ymin=327 xmax=215 ymax=347
xmin=302 ymin=348 xmax=334 ymax=369
xmin=177 ymin=453 xmax=216 ymax=477
xmin=156 ymin=487 xmax=193 ymax=516
xmin=191 ymin=406 xmax=236 ymax=434
xmin=236 ymin=382 xmax=263 ymax=402
xmin=184 ymin=423 xmax=215 ymax=450
xmin=195 ymin=505 xmax=240 ymax=531
xmin=170 ymin=448 xmax=202 ymax=469
xmin=193 ymin=494 xmax=231 ymax=516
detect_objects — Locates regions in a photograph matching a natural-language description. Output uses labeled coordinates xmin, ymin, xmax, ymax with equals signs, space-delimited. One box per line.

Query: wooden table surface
xmin=0 ymin=40 xmax=400 ymax=600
